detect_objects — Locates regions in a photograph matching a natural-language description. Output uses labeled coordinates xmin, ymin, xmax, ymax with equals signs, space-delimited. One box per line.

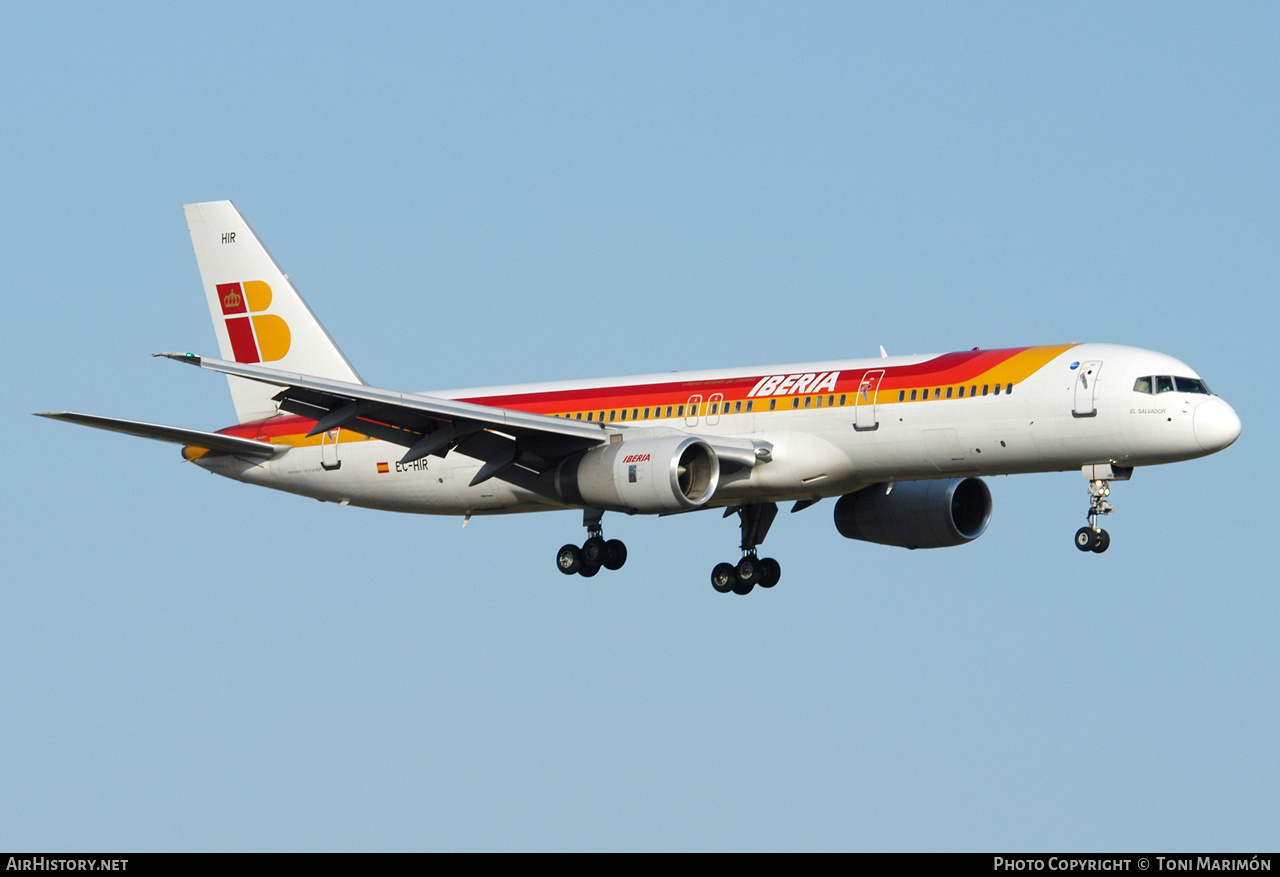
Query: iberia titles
xmin=747 ymin=371 xmax=841 ymax=398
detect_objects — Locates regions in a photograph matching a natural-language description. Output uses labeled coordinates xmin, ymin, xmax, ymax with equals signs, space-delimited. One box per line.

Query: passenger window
xmin=982 ymin=385 xmax=989 ymax=396
xmin=665 ymin=406 xmax=673 ymax=418
xmin=814 ymin=396 xmax=822 ymax=407
xmin=970 ymin=386 xmax=976 ymax=397
xmin=609 ymin=410 xmax=616 ymax=422
xmin=993 ymin=384 xmax=1001 ymax=396
xmin=746 ymin=401 xmax=753 ymax=412
xmin=710 ymin=403 xmax=717 ymax=415
xmin=839 ymin=394 xmax=846 ymax=405
xmin=792 ymin=398 xmax=799 ymax=408
xmin=1133 ymin=376 xmax=1152 ymax=394
xmin=690 ymin=404 xmax=698 ymax=416
xmin=1006 ymin=383 xmax=1014 ymax=395
xmin=619 ymin=409 xmax=627 ymax=421
xmin=1175 ymin=376 xmax=1211 ymax=394
xmin=1155 ymin=376 xmax=1174 ymax=394
xmin=677 ymin=405 xmax=684 ymax=417
xmin=910 ymin=389 xmax=918 ymax=401
xmin=576 ymin=413 xmax=582 ymax=420
xmin=598 ymin=411 xmax=605 ymax=421
xmin=804 ymin=396 xmax=812 ymax=408
xmin=735 ymin=401 xmax=741 ymax=413
xmin=632 ymin=409 xmax=638 ymax=420
xmin=934 ymin=388 xmax=941 ymax=399
xmin=958 ymin=386 xmax=965 ymax=397
xmin=769 ymin=399 xmax=776 ymax=410
xmin=643 ymin=407 xmax=650 ymax=419
xmin=586 ymin=412 xmax=593 ymax=421
xmin=827 ymin=395 xmax=834 ymax=406
xmin=899 ymin=390 xmax=905 ymax=401
xmin=946 ymin=387 xmax=953 ymax=399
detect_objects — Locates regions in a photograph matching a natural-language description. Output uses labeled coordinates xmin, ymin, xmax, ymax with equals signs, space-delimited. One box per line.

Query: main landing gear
xmin=711 ymin=503 xmax=782 ymax=595
xmin=556 ymin=509 xmax=627 ymax=578
xmin=1075 ymin=471 xmax=1115 ymax=554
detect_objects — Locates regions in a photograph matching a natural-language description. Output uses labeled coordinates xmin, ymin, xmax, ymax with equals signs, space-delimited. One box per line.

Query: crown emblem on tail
xmin=222 ymin=289 xmax=242 ymax=309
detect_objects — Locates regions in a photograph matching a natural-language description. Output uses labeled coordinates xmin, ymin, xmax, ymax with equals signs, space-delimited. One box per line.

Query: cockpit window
xmin=1133 ymin=376 xmax=1153 ymax=394
xmin=1175 ymin=376 xmax=1211 ymax=395
xmin=1155 ymin=375 xmax=1175 ymax=394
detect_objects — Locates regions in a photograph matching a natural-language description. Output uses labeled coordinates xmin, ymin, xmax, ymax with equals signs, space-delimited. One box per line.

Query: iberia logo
xmin=216 ymin=281 xmax=290 ymax=363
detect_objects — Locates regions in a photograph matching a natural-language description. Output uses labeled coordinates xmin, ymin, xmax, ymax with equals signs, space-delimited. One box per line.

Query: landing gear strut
xmin=711 ymin=503 xmax=782 ymax=595
xmin=1075 ymin=466 xmax=1119 ymax=554
xmin=557 ymin=509 xmax=627 ymax=577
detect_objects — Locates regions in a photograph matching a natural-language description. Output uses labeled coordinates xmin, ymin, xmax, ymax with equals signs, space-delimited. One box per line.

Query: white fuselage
xmin=195 ymin=343 xmax=1239 ymax=516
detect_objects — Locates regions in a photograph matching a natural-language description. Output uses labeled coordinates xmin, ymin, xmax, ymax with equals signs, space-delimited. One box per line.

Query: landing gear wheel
xmin=759 ymin=557 xmax=781 ymax=589
xmin=603 ymin=539 xmax=628 ymax=571
xmin=1075 ymin=527 xmax=1097 ymax=552
xmin=1091 ymin=529 xmax=1110 ymax=553
xmin=581 ymin=536 xmax=607 ymax=567
xmin=731 ymin=576 xmax=755 ymax=596
xmin=711 ymin=562 xmax=737 ymax=594
xmin=735 ymin=556 xmax=762 ymax=587
xmin=579 ymin=563 xmax=600 ymax=578
xmin=556 ymin=544 xmax=582 ymax=575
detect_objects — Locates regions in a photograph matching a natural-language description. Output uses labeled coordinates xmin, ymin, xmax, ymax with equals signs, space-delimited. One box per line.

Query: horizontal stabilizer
xmin=36 ymin=412 xmax=285 ymax=458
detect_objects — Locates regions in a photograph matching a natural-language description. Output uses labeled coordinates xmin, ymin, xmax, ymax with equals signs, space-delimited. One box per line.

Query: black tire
xmin=603 ymin=539 xmax=628 ymax=571
xmin=581 ymin=537 xmax=607 ymax=567
xmin=1075 ymin=527 xmax=1097 ymax=552
xmin=1092 ymin=529 xmax=1111 ymax=553
xmin=731 ymin=576 xmax=755 ymax=596
xmin=759 ymin=557 xmax=781 ymax=588
xmin=736 ymin=556 xmax=761 ymax=586
xmin=579 ymin=563 xmax=601 ymax=578
xmin=711 ymin=562 xmax=736 ymax=593
xmin=556 ymin=543 xmax=582 ymax=575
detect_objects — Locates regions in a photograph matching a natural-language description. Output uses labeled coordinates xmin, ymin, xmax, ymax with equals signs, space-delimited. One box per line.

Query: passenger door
xmin=321 ymin=428 xmax=342 ymax=470
xmin=1073 ymin=361 xmax=1102 ymax=418
xmin=854 ymin=369 xmax=884 ymax=432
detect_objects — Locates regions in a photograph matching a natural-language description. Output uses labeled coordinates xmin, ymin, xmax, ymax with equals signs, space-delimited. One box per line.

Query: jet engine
xmin=554 ymin=435 xmax=719 ymax=514
xmin=833 ymin=477 xmax=992 ymax=549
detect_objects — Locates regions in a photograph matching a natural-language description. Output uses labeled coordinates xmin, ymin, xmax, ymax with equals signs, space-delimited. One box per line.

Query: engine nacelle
xmin=554 ymin=436 xmax=720 ymax=514
xmin=833 ymin=477 xmax=992 ymax=549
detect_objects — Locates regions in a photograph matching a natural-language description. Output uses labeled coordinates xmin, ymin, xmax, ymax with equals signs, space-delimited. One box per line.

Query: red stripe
xmin=216 ymin=346 xmax=1053 ymax=436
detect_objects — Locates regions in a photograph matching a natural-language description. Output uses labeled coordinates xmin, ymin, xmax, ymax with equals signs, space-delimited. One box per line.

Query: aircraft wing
xmin=36 ymin=411 xmax=285 ymax=457
xmin=156 ymin=352 xmax=609 ymax=485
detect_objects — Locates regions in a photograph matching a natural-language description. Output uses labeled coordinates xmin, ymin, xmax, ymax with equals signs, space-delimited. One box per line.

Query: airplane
xmin=39 ymin=201 xmax=1242 ymax=594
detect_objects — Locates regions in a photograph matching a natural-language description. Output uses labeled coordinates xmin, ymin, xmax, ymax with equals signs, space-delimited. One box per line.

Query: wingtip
xmin=153 ymin=351 xmax=202 ymax=365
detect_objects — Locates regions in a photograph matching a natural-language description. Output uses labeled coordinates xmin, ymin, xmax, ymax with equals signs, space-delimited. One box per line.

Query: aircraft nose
xmin=1193 ymin=397 xmax=1242 ymax=452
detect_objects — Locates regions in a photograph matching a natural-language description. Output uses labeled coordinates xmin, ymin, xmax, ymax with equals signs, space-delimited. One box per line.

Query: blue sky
xmin=2 ymin=3 xmax=1276 ymax=851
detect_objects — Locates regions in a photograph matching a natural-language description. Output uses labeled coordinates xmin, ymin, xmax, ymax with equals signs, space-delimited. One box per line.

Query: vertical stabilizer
xmin=184 ymin=201 xmax=362 ymax=423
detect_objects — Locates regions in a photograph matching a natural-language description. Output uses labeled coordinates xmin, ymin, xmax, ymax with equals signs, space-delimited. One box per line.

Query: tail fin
xmin=184 ymin=201 xmax=362 ymax=423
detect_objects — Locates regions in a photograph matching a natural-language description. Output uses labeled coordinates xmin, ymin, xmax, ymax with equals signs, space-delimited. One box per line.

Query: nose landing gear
xmin=1074 ymin=464 xmax=1130 ymax=553
xmin=557 ymin=509 xmax=627 ymax=577
xmin=711 ymin=503 xmax=781 ymax=595
xmin=1075 ymin=479 xmax=1112 ymax=553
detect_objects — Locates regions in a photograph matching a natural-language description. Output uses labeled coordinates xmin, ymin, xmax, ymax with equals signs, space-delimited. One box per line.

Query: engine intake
xmin=834 ymin=477 xmax=992 ymax=549
xmin=555 ymin=436 xmax=719 ymax=513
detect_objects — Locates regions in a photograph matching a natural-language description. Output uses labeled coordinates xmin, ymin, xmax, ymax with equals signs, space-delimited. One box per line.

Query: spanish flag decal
xmin=377 ymin=462 xmax=390 ymax=474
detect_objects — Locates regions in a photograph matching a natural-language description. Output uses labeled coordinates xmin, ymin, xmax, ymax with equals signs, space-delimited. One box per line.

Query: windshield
xmin=1133 ymin=374 xmax=1213 ymax=395
xmin=1175 ymin=376 xmax=1211 ymax=395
